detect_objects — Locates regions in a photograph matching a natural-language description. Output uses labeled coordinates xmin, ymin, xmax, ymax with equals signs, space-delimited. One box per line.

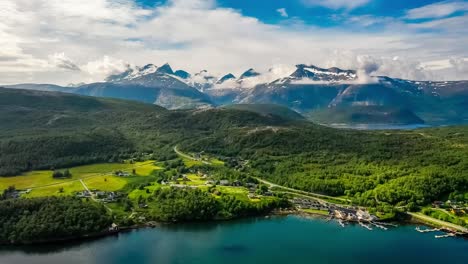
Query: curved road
xmin=255 ymin=177 xmax=351 ymax=203
xmin=408 ymin=212 xmax=468 ymax=233
xmin=173 ymin=146 xmax=211 ymax=165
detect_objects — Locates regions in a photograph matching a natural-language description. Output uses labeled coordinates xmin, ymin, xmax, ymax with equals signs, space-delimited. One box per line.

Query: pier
xmin=359 ymin=222 xmax=373 ymax=231
xmin=371 ymin=222 xmax=388 ymax=230
xmin=415 ymin=226 xmax=440 ymax=233
xmin=435 ymin=233 xmax=456 ymax=239
xmin=338 ymin=219 xmax=345 ymax=227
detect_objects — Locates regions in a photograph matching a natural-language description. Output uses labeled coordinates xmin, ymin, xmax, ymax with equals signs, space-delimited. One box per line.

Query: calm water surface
xmin=1 ymin=216 xmax=467 ymax=264
xmin=325 ymin=123 xmax=431 ymax=130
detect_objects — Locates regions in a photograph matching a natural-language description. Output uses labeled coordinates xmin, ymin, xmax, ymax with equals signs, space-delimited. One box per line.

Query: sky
xmin=1 ymin=0 xmax=468 ymax=85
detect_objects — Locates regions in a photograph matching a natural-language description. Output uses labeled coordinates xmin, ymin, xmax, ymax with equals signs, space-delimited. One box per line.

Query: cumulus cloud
xmin=277 ymin=8 xmax=288 ymax=18
xmin=302 ymin=0 xmax=371 ymax=10
xmin=83 ymin=56 xmax=128 ymax=76
xmin=48 ymin=53 xmax=80 ymax=71
xmin=405 ymin=1 xmax=468 ymax=19
xmin=448 ymin=57 xmax=468 ymax=78
xmin=0 ymin=0 xmax=468 ymax=85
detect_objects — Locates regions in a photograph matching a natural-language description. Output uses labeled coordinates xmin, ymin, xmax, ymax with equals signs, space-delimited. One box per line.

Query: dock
xmin=359 ymin=222 xmax=373 ymax=231
xmin=371 ymin=222 xmax=388 ymax=230
xmin=338 ymin=219 xmax=345 ymax=227
xmin=415 ymin=226 xmax=440 ymax=233
xmin=435 ymin=233 xmax=456 ymax=239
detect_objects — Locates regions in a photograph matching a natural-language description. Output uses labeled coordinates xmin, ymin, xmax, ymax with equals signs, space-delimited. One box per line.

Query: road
xmin=408 ymin=212 xmax=468 ymax=232
xmin=173 ymin=145 xmax=350 ymax=204
xmin=79 ymin=179 xmax=96 ymax=202
xmin=173 ymin=146 xmax=211 ymax=165
xmin=255 ymin=177 xmax=350 ymax=203
xmin=79 ymin=179 xmax=113 ymax=212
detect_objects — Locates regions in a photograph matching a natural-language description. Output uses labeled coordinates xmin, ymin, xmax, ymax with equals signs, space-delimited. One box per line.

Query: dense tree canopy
xmin=0 ymin=197 xmax=112 ymax=244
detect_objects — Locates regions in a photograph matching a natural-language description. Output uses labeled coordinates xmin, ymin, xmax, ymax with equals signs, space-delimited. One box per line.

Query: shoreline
xmin=1 ymin=209 xmax=466 ymax=247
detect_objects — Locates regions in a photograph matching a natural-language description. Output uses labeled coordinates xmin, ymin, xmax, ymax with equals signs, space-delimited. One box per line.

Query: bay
xmin=1 ymin=216 xmax=467 ymax=264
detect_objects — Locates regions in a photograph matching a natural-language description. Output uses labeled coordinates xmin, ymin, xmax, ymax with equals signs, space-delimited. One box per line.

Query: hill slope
xmin=222 ymin=104 xmax=305 ymax=121
xmin=1 ymin=88 xmax=467 ymax=208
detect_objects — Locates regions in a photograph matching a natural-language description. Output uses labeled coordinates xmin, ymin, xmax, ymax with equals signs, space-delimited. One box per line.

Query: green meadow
xmin=1 ymin=160 xmax=162 ymax=197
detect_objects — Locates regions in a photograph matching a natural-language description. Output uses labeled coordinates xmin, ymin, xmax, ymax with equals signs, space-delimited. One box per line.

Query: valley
xmin=1 ymin=87 xmax=468 ymax=245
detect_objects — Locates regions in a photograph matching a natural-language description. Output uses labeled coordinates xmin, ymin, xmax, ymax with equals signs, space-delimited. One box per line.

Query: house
xmin=248 ymin=193 xmax=258 ymax=199
xmin=95 ymin=191 xmax=106 ymax=197
xmin=115 ymin=171 xmax=131 ymax=177
xmin=76 ymin=190 xmax=91 ymax=198
xmin=232 ymin=180 xmax=242 ymax=187
xmin=206 ymin=180 xmax=215 ymax=185
xmin=246 ymin=183 xmax=257 ymax=188
xmin=220 ymin=180 xmax=230 ymax=186
xmin=108 ymin=223 xmax=119 ymax=231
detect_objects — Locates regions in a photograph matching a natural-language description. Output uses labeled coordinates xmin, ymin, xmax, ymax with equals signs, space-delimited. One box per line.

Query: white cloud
xmin=83 ymin=56 xmax=128 ymax=76
xmin=277 ymin=8 xmax=288 ymax=18
xmin=302 ymin=0 xmax=371 ymax=10
xmin=48 ymin=53 xmax=80 ymax=71
xmin=405 ymin=1 xmax=468 ymax=19
xmin=0 ymin=0 xmax=468 ymax=85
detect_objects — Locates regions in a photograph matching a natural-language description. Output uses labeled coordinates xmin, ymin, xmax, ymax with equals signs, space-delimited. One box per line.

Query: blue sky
xmin=216 ymin=0 xmax=434 ymax=24
xmin=1 ymin=0 xmax=468 ymax=84
xmin=137 ymin=0 xmax=461 ymax=28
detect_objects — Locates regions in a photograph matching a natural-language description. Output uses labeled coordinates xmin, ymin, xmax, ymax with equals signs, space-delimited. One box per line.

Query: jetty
xmin=371 ymin=222 xmax=388 ymax=230
xmin=359 ymin=222 xmax=373 ymax=231
xmin=415 ymin=226 xmax=440 ymax=233
xmin=338 ymin=219 xmax=346 ymax=227
xmin=435 ymin=233 xmax=456 ymax=239
xmin=378 ymin=222 xmax=398 ymax=227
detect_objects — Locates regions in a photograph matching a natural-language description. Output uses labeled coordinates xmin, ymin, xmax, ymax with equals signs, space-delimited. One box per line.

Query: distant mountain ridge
xmin=3 ymin=62 xmax=468 ymax=124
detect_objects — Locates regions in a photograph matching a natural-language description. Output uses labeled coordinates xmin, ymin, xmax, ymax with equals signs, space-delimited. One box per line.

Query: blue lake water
xmin=325 ymin=123 xmax=431 ymax=130
xmin=1 ymin=216 xmax=467 ymax=264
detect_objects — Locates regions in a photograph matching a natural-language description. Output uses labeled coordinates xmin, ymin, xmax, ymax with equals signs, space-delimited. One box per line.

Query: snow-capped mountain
xmin=239 ymin=68 xmax=261 ymax=80
xmin=81 ymin=63 xmax=213 ymax=109
xmin=216 ymin=73 xmax=236 ymax=84
xmin=271 ymin=64 xmax=357 ymax=85
xmin=188 ymin=70 xmax=218 ymax=92
xmin=4 ymin=62 xmax=468 ymax=125
xmin=106 ymin=64 xmax=158 ymax=82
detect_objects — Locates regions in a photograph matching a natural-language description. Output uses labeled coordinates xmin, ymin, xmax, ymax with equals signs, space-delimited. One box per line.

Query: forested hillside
xmin=1 ymin=88 xmax=467 ymax=208
xmin=0 ymin=197 xmax=111 ymax=244
xmin=0 ymin=88 xmax=294 ymax=175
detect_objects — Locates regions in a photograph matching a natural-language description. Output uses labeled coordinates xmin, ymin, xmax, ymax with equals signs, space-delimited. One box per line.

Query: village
xmin=291 ymin=197 xmax=393 ymax=231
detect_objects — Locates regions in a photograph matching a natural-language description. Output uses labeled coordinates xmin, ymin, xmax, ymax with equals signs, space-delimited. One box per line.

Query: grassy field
xmin=181 ymin=157 xmax=204 ymax=167
xmin=301 ymin=208 xmax=329 ymax=216
xmin=84 ymin=176 xmax=128 ymax=191
xmin=1 ymin=160 xmax=163 ymax=198
xmin=22 ymin=181 xmax=85 ymax=198
xmin=128 ymin=183 xmax=162 ymax=200
xmin=215 ymin=186 xmax=250 ymax=200
xmin=185 ymin=174 xmax=206 ymax=186
xmin=0 ymin=170 xmax=69 ymax=191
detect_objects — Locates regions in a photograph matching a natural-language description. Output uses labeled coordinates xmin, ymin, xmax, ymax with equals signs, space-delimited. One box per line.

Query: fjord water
xmin=1 ymin=216 xmax=467 ymax=264
xmin=325 ymin=123 xmax=431 ymax=130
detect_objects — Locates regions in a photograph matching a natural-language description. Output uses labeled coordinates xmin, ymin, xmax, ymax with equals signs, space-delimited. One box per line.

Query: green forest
xmin=0 ymin=197 xmax=112 ymax=244
xmin=1 ymin=87 xmax=468 ymax=234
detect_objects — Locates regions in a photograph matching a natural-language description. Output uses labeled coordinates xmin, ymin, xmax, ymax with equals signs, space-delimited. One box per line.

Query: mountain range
xmin=4 ymin=63 xmax=468 ymax=125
